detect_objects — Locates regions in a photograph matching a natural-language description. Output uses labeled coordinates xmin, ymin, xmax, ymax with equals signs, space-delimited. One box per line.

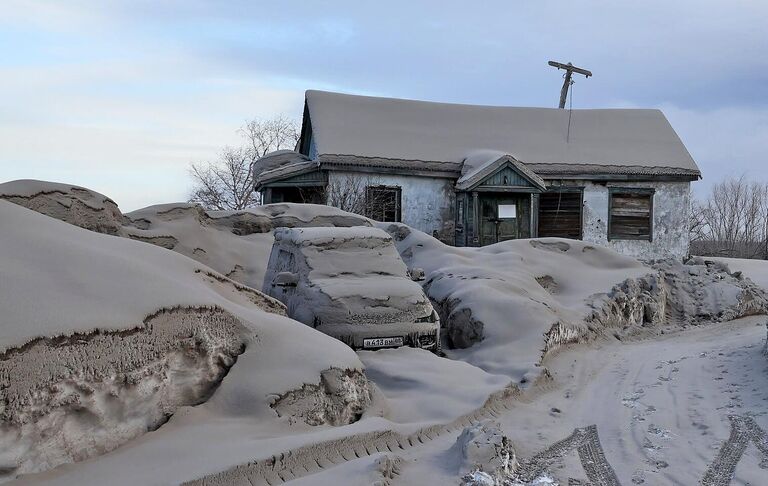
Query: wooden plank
xmin=538 ymin=191 xmax=583 ymax=239
xmin=611 ymin=209 xmax=649 ymax=217
xmin=539 ymin=204 xmax=581 ymax=211
xmin=611 ymin=201 xmax=650 ymax=212
xmin=609 ymin=191 xmax=652 ymax=240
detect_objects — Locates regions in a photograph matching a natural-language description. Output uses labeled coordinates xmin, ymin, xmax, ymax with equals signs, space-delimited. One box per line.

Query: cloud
xmin=0 ymin=59 xmax=303 ymax=210
xmin=0 ymin=1 xmax=766 ymax=208
xmin=662 ymin=104 xmax=768 ymax=197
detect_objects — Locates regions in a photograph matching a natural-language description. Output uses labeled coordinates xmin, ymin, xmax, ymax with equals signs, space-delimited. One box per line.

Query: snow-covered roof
xmin=304 ymin=90 xmax=700 ymax=177
xmin=253 ymin=150 xmax=311 ymax=175
xmin=256 ymin=159 xmax=319 ymax=186
xmin=456 ymin=151 xmax=547 ymax=191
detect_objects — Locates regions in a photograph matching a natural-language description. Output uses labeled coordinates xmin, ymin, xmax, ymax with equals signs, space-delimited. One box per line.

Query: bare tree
xmin=241 ymin=115 xmax=300 ymax=160
xmin=689 ymin=198 xmax=709 ymax=245
xmin=188 ymin=115 xmax=299 ymax=210
xmin=325 ymin=174 xmax=397 ymax=220
xmin=326 ymin=174 xmax=371 ymax=214
xmin=692 ymin=175 xmax=768 ymax=259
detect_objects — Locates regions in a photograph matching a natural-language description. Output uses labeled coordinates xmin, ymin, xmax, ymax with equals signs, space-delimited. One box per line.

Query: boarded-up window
xmin=538 ymin=190 xmax=582 ymax=239
xmin=366 ymin=186 xmax=401 ymax=222
xmin=609 ymin=190 xmax=653 ymax=241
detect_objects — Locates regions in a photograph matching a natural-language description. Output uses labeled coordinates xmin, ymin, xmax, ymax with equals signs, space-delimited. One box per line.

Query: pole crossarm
xmin=548 ymin=61 xmax=592 ymax=108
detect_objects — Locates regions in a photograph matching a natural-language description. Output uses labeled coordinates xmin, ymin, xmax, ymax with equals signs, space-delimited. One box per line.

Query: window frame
xmin=365 ymin=185 xmax=402 ymax=223
xmin=537 ymin=187 xmax=584 ymax=240
xmin=607 ymin=187 xmax=655 ymax=242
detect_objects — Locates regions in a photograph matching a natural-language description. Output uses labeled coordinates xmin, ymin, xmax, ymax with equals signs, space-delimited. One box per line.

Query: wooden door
xmin=479 ymin=196 xmax=520 ymax=245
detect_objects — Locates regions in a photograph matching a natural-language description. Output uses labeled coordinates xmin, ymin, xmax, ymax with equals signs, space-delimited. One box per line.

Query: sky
xmin=1 ymin=1 xmax=766 ymax=211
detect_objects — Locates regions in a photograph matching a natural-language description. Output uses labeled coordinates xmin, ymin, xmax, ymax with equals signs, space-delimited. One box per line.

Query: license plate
xmin=363 ymin=336 xmax=404 ymax=349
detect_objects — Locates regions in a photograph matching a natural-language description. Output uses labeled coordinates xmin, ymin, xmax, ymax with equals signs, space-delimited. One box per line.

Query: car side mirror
xmin=273 ymin=271 xmax=298 ymax=288
xmin=409 ymin=267 xmax=425 ymax=282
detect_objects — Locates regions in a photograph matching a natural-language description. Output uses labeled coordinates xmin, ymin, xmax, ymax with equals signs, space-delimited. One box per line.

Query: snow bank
xmin=271 ymin=368 xmax=371 ymax=426
xmin=706 ymin=257 xmax=768 ymax=293
xmin=0 ymin=179 xmax=371 ymax=290
xmin=454 ymin=420 xmax=517 ymax=482
xmin=381 ymin=224 xmax=768 ymax=380
xmin=700 ymin=257 xmax=768 ymax=358
xmin=379 ymin=223 xmax=649 ymax=378
xmin=359 ymin=348 xmax=509 ymax=424
xmin=0 ymin=307 xmax=245 ymax=475
xmin=125 ymin=202 xmax=371 ymax=289
xmin=0 ymin=200 xmax=371 ymax=482
xmin=652 ymin=257 xmax=768 ymax=324
xmin=0 ymin=180 xmax=123 ymax=235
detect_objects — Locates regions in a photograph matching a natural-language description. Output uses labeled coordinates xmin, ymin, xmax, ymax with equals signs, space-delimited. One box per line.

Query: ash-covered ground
xmin=1 ymin=179 xmax=766 ymax=486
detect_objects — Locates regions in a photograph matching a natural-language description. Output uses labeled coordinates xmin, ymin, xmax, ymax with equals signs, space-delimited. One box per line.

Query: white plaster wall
xmin=581 ymin=181 xmax=691 ymax=260
xmin=327 ymin=171 xmax=455 ymax=240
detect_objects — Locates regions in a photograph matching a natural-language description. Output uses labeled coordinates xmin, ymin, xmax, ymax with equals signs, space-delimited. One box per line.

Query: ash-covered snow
xmin=453 ymin=420 xmax=517 ymax=481
xmin=379 ymin=223 xmax=650 ymax=378
xmin=5 ymin=179 xmax=768 ymax=485
xmin=358 ymin=348 xmax=509 ymax=424
xmin=707 ymin=256 xmax=768 ymax=292
xmin=380 ymin=224 xmax=768 ymax=381
xmin=0 ymin=180 xmax=123 ymax=235
xmin=305 ymin=90 xmax=699 ymax=174
xmin=704 ymin=256 xmax=768 ymax=358
xmin=0 ymin=199 xmax=371 ymax=483
xmin=0 ymin=178 xmax=371 ymax=291
xmin=262 ymin=227 xmax=437 ymax=347
xmin=649 ymin=257 xmax=768 ymax=325
xmin=123 ymin=202 xmax=371 ymax=289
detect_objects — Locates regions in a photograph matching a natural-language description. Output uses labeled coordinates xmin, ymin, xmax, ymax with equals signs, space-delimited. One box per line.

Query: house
xmin=255 ymin=90 xmax=701 ymax=260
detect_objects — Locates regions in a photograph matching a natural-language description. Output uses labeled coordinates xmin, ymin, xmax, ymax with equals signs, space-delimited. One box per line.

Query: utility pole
xmin=548 ymin=61 xmax=592 ymax=109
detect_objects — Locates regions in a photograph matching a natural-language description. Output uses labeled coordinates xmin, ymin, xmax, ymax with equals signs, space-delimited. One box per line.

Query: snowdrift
xmin=4 ymin=178 xmax=768 ymax=485
xmin=124 ymin=202 xmax=371 ymax=289
xmin=0 ymin=200 xmax=371 ymax=483
xmin=0 ymin=179 xmax=371 ymax=290
xmin=380 ymin=223 xmax=768 ymax=380
xmin=0 ymin=180 xmax=123 ymax=235
xmin=705 ymin=257 xmax=768 ymax=357
xmin=379 ymin=223 xmax=650 ymax=378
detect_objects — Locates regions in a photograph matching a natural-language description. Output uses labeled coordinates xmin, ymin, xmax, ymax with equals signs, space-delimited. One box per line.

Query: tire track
xmin=183 ymin=386 xmax=522 ymax=485
xmin=701 ymin=415 xmax=768 ymax=486
xmin=514 ymin=424 xmax=621 ymax=486
xmin=185 ymin=326 xmax=767 ymax=486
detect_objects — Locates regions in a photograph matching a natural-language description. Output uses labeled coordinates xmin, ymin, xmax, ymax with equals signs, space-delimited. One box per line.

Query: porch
xmin=454 ymin=154 xmax=546 ymax=247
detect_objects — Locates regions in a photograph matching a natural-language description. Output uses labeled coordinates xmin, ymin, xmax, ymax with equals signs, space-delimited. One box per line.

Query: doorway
xmin=479 ymin=195 xmax=529 ymax=245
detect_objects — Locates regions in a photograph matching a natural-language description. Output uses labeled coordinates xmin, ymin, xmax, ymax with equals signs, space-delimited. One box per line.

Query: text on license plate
xmin=363 ymin=337 xmax=404 ymax=349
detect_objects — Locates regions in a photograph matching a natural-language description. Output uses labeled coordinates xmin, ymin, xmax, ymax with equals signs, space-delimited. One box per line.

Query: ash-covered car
xmin=263 ymin=226 xmax=440 ymax=351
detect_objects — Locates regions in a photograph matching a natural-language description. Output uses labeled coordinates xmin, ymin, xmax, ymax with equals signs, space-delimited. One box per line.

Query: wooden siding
xmin=609 ymin=190 xmax=653 ymax=241
xmin=263 ymin=170 xmax=326 ymax=188
xmin=477 ymin=166 xmax=535 ymax=188
xmin=538 ymin=190 xmax=583 ymax=239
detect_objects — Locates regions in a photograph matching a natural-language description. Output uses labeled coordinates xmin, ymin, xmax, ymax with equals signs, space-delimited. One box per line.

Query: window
xmin=538 ymin=189 xmax=583 ymax=239
xmin=498 ymin=204 xmax=517 ymax=219
xmin=609 ymin=189 xmax=654 ymax=241
xmin=365 ymin=185 xmax=401 ymax=222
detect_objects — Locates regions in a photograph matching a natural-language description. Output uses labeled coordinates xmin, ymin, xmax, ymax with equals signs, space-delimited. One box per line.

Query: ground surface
xmin=3 ymin=181 xmax=768 ymax=485
xmin=489 ymin=316 xmax=768 ymax=485
xmin=282 ymin=317 xmax=768 ymax=485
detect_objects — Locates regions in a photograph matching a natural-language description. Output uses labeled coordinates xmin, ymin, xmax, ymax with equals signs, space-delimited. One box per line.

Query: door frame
xmin=478 ymin=193 xmax=529 ymax=245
